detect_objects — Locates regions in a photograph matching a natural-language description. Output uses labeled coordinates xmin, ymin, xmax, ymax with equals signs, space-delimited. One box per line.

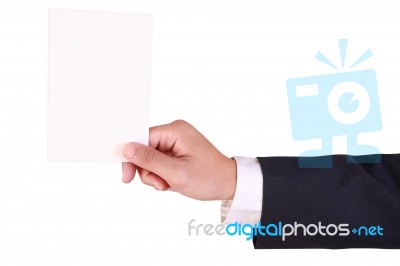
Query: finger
xmin=137 ymin=168 xmax=170 ymax=191
xmin=148 ymin=123 xmax=178 ymax=151
xmin=122 ymin=162 xmax=136 ymax=183
xmin=123 ymin=142 xmax=180 ymax=182
xmin=148 ymin=120 xmax=189 ymax=155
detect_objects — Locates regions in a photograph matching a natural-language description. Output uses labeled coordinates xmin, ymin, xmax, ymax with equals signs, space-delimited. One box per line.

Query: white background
xmin=1 ymin=0 xmax=399 ymax=265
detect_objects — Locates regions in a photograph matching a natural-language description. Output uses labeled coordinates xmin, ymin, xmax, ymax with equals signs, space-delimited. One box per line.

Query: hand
xmin=121 ymin=120 xmax=236 ymax=201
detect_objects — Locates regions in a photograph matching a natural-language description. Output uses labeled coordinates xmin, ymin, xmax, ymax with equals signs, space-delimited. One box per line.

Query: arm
xmin=254 ymin=155 xmax=400 ymax=249
xmin=121 ymin=120 xmax=237 ymax=201
xmin=121 ymin=120 xmax=400 ymax=248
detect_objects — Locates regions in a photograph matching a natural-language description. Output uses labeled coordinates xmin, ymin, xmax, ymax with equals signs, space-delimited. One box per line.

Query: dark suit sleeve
xmin=253 ymin=154 xmax=400 ymax=249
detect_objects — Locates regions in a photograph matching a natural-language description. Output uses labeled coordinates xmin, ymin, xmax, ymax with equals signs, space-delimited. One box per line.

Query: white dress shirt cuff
xmin=221 ymin=156 xmax=263 ymax=225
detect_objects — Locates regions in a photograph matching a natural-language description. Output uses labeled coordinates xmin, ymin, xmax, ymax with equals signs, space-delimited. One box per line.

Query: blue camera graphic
xmin=286 ymin=40 xmax=382 ymax=168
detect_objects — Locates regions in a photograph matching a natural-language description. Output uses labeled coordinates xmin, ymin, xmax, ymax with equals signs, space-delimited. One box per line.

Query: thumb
xmin=123 ymin=142 xmax=179 ymax=179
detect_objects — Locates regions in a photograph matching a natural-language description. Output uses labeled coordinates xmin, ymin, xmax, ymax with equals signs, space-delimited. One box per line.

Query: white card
xmin=48 ymin=9 xmax=152 ymax=162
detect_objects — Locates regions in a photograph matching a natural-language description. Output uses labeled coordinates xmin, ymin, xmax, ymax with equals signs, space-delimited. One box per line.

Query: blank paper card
xmin=48 ymin=9 xmax=152 ymax=162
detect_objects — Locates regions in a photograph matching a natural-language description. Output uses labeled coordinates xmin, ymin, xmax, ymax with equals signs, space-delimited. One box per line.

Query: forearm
xmin=254 ymin=154 xmax=400 ymax=249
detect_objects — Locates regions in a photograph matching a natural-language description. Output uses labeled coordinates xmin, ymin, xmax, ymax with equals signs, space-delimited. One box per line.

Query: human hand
xmin=121 ymin=120 xmax=236 ymax=200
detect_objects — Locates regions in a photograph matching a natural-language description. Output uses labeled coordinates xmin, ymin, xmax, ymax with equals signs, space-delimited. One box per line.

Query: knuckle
xmin=138 ymin=169 xmax=152 ymax=186
xmin=140 ymin=175 xmax=152 ymax=186
xmin=171 ymin=120 xmax=195 ymax=136
xmin=142 ymin=148 xmax=156 ymax=168
xmin=172 ymin=119 xmax=188 ymax=127
xmin=172 ymin=119 xmax=185 ymax=124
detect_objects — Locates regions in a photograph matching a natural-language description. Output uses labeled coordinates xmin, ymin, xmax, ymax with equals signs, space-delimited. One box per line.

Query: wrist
xmin=221 ymin=157 xmax=237 ymax=200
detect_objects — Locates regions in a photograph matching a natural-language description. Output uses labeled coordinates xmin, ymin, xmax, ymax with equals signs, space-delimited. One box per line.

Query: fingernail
xmin=123 ymin=143 xmax=136 ymax=159
xmin=153 ymin=186 xmax=163 ymax=191
xmin=122 ymin=164 xmax=126 ymax=180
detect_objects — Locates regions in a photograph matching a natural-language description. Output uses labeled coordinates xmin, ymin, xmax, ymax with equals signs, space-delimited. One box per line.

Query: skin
xmin=121 ymin=120 xmax=237 ymax=201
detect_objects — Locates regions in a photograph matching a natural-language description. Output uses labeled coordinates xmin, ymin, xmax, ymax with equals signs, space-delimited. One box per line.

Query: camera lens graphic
xmin=327 ymin=81 xmax=371 ymax=125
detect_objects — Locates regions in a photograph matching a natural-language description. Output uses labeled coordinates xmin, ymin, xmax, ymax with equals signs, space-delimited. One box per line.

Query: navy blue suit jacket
xmin=253 ymin=154 xmax=400 ymax=249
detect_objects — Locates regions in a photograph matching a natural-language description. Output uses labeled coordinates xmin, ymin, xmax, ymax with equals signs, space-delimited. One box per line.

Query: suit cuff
xmin=221 ymin=156 xmax=263 ymax=224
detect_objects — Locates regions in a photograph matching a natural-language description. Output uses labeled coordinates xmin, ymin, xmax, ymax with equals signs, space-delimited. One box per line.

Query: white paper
xmin=48 ymin=9 xmax=152 ymax=162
